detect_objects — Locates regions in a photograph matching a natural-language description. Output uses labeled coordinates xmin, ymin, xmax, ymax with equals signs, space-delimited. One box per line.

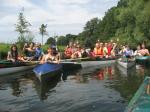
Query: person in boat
xmin=124 ymin=46 xmax=134 ymax=58
xmin=139 ymin=44 xmax=149 ymax=56
xmin=72 ymin=42 xmax=78 ymax=54
xmin=33 ymin=43 xmax=44 ymax=61
xmin=23 ymin=42 xmax=35 ymax=61
xmin=119 ymin=45 xmax=126 ymax=56
xmin=103 ymin=43 xmax=108 ymax=58
xmin=7 ymin=44 xmax=24 ymax=62
xmin=93 ymin=42 xmax=103 ymax=58
xmin=134 ymin=45 xmax=142 ymax=56
xmin=107 ymin=42 xmax=113 ymax=57
xmin=23 ymin=43 xmax=29 ymax=56
xmin=71 ymin=45 xmax=82 ymax=59
xmin=40 ymin=47 xmax=60 ymax=64
xmin=111 ymin=43 xmax=117 ymax=57
xmin=64 ymin=42 xmax=73 ymax=58
xmin=81 ymin=48 xmax=89 ymax=58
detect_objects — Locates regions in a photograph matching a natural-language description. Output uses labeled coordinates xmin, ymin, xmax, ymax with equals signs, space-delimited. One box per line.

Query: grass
xmin=0 ymin=43 xmax=11 ymax=60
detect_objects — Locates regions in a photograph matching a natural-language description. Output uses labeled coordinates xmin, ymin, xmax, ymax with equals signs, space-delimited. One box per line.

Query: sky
xmin=0 ymin=0 xmax=119 ymax=43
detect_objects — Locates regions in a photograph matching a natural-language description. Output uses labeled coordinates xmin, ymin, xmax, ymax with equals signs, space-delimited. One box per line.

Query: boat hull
xmin=81 ymin=60 xmax=116 ymax=68
xmin=117 ymin=60 xmax=135 ymax=69
xmin=33 ymin=63 xmax=62 ymax=81
xmin=125 ymin=77 xmax=150 ymax=112
xmin=0 ymin=65 xmax=35 ymax=75
xmin=0 ymin=61 xmax=36 ymax=75
xmin=136 ymin=56 xmax=150 ymax=65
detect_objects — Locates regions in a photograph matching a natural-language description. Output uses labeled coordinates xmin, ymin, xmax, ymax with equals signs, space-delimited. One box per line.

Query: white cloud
xmin=0 ymin=0 xmax=119 ymax=43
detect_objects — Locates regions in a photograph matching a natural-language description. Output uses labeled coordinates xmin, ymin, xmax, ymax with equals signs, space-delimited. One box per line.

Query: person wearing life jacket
xmin=134 ymin=45 xmax=142 ymax=56
xmin=139 ymin=44 xmax=149 ymax=56
xmin=40 ymin=47 xmax=60 ymax=64
xmin=7 ymin=44 xmax=24 ymax=62
xmin=93 ymin=42 xmax=103 ymax=58
xmin=103 ymin=43 xmax=108 ymax=58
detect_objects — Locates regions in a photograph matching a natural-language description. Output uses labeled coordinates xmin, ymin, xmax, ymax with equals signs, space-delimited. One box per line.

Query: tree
xmin=15 ymin=9 xmax=32 ymax=49
xmin=45 ymin=37 xmax=56 ymax=45
xmin=39 ymin=24 xmax=48 ymax=45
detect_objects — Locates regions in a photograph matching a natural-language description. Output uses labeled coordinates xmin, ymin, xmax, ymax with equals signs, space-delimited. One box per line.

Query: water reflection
xmin=0 ymin=64 xmax=150 ymax=112
xmin=34 ymin=74 xmax=61 ymax=101
xmin=94 ymin=66 xmax=114 ymax=80
xmin=0 ymin=72 xmax=31 ymax=97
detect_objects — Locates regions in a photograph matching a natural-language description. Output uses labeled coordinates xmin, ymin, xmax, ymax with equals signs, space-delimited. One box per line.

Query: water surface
xmin=0 ymin=63 xmax=149 ymax=112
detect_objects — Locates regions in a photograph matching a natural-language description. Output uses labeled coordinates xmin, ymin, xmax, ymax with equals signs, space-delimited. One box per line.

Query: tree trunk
xmin=42 ymin=35 xmax=43 ymax=45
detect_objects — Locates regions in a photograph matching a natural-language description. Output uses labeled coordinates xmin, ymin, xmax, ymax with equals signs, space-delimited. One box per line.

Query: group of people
xmin=7 ymin=42 xmax=60 ymax=64
xmin=64 ymin=40 xmax=150 ymax=59
xmin=6 ymin=40 xmax=150 ymax=63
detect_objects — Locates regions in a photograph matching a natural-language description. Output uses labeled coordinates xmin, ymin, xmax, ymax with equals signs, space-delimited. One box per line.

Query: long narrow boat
xmin=62 ymin=57 xmax=117 ymax=68
xmin=0 ymin=60 xmax=36 ymax=75
xmin=136 ymin=56 xmax=150 ymax=65
xmin=81 ymin=60 xmax=116 ymax=68
xmin=125 ymin=77 xmax=150 ymax=112
xmin=117 ymin=59 xmax=135 ymax=69
xmin=33 ymin=62 xmax=62 ymax=81
xmin=33 ymin=61 xmax=82 ymax=80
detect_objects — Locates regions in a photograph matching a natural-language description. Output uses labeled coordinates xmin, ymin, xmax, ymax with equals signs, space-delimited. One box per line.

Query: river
xmin=0 ymin=63 xmax=149 ymax=112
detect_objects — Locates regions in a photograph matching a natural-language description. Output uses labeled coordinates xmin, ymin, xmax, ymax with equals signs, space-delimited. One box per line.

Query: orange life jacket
xmin=93 ymin=47 xmax=103 ymax=56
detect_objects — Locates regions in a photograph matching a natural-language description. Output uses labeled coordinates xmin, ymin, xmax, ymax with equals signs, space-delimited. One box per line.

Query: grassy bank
xmin=0 ymin=43 xmax=65 ymax=59
xmin=0 ymin=43 xmax=10 ymax=59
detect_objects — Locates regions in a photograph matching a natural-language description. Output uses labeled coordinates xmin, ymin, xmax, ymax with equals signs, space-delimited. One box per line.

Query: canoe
xmin=136 ymin=56 xmax=150 ymax=65
xmin=117 ymin=59 xmax=135 ymax=69
xmin=62 ymin=57 xmax=117 ymax=68
xmin=125 ymin=77 xmax=150 ymax=112
xmin=136 ymin=56 xmax=150 ymax=61
xmin=0 ymin=60 xmax=36 ymax=75
xmin=81 ymin=60 xmax=116 ymax=68
xmin=33 ymin=62 xmax=62 ymax=81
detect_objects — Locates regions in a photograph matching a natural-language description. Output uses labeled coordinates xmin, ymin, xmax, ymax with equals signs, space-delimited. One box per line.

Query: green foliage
xmin=15 ymin=10 xmax=33 ymax=49
xmin=57 ymin=34 xmax=78 ymax=46
xmin=78 ymin=0 xmax=150 ymax=48
xmin=45 ymin=37 xmax=56 ymax=45
xmin=0 ymin=43 xmax=10 ymax=59
xmin=45 ymin=0 xmax=150 ymax=49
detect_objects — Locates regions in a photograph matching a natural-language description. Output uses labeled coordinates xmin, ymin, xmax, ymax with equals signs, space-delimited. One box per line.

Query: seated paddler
xmin=93 ymin=42 xmax=103 ymax=58
xmin=7 ymin=44 xmax=24 ymax=62
xmin=40 ymin=47 xmax=60 ymax=64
